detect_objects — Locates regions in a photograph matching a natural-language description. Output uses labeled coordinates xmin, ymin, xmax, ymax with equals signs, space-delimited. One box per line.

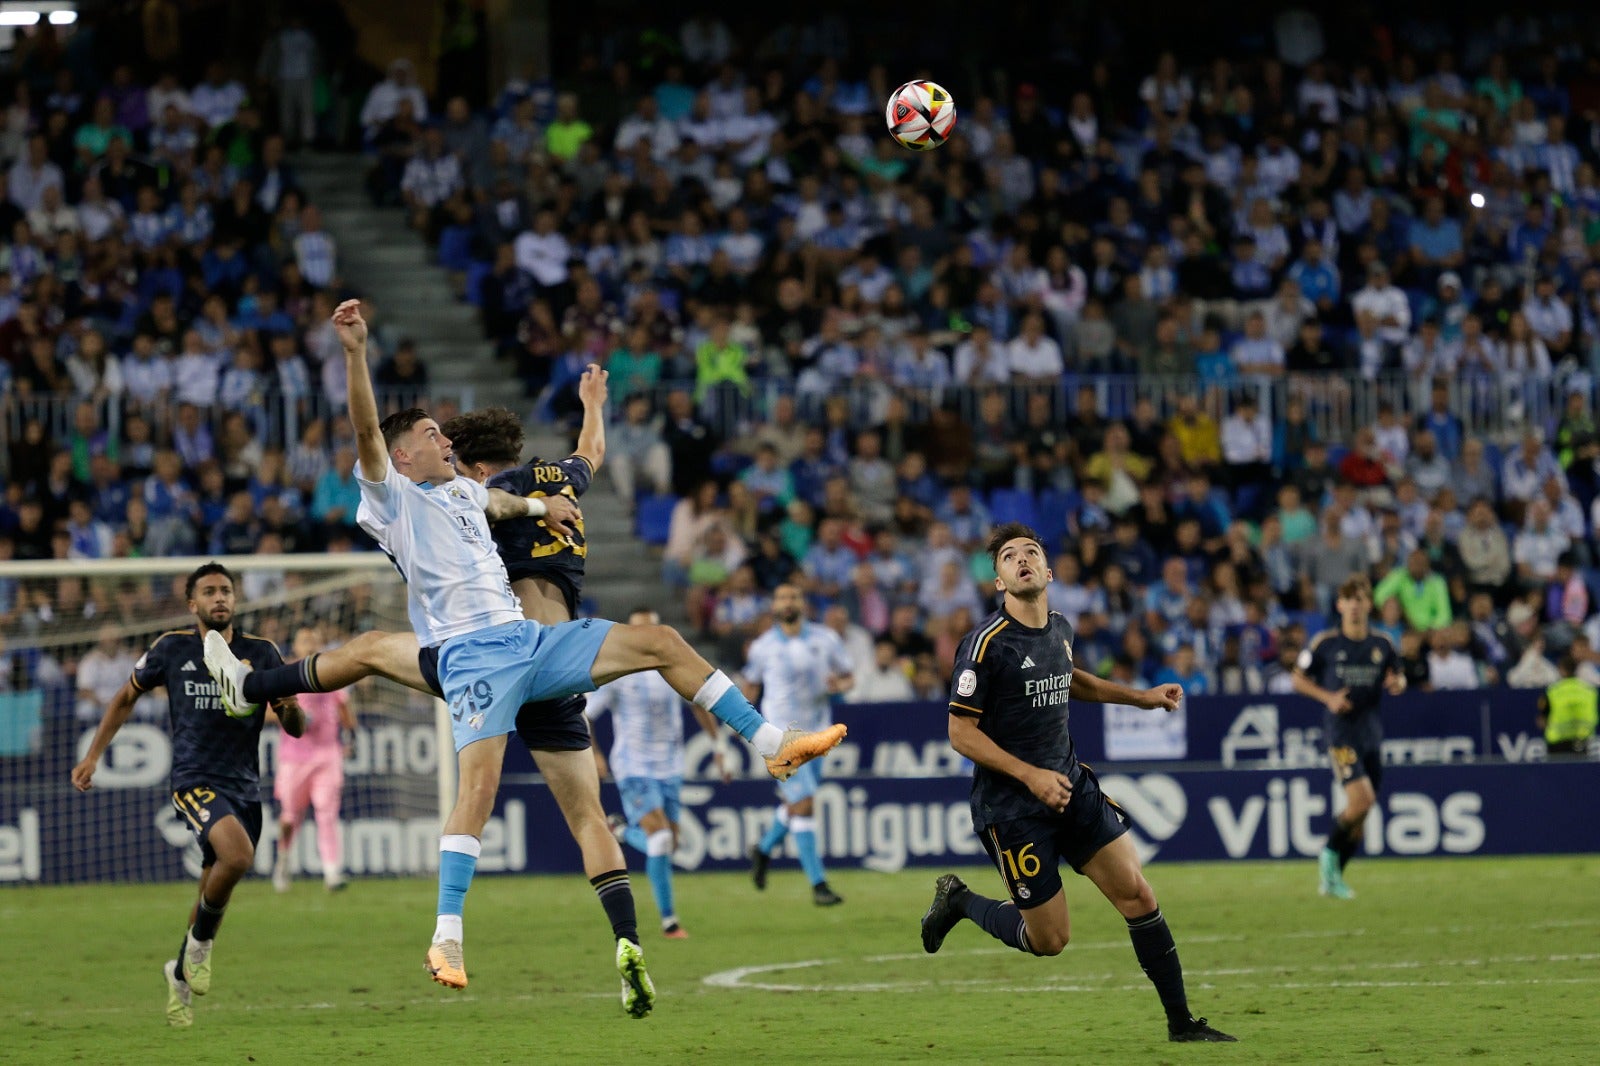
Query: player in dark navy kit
xmin=1292 ymin=574 xmax=1405 ymax=900
xmin=72 ymin=563 xmax=304 ymax=1028
xmin=920 ymin=523 xmax=1235 ymax=1044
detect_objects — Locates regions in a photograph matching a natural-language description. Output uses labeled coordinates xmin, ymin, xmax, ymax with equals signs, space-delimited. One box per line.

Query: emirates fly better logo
xmin=1096 ymin=774 xmax=1187 ymax=862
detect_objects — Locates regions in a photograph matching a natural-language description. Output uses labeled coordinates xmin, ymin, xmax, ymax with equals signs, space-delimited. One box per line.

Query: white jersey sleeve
xmin=823 ymin=628 xmax=853 ymax=675
xmin=584 ymin=682 xmax=614 ymax=721
xmin=354 ymin=456 xmax=406 ymax=529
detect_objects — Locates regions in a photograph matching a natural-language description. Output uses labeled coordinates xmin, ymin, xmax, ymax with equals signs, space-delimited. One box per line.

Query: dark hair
xmin=987 ymin=522 xmax=1045 ymax=566
xmin=378 ymin=407 xmax=431 ymax=449
xmin=185 ymin=561 xmax=236 ymax=600
xmin=440 ymin=407 xmax=524 ymax=469
xmin=1337 ymin=574 xmax=1372 ymax=601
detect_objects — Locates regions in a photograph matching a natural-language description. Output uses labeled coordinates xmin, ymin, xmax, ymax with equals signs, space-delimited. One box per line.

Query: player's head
xmin=988 ymin=523 xmax=1050 ymax=601
xmin=771 ymin=583 xmax=805 ymax=626
xmin=185 ymin=562 xmax=237 ymax=632
xmin=291 ymin=626 xmax=322 ymax=659
xmin=628 ymin=605 xmax=660 ymax=627
xmin=1336 ymin=574 xmax=1373 ymax=629
xmin=439 ymin=407 xmax=524 ymax=482
xmin=379 ymin=407 xmax=456 ymax=483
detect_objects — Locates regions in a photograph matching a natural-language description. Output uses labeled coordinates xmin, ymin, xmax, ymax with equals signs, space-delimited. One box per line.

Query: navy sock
xmin=191 ymin=896 xmax=226 ymax=941
xmin=1328 ymin=818 xmax=1361 ymax=871
xmin=955 ymin=886 xmax=1030 ymax=953
xmin=1126 ymin=908 xmax=1189 ymax=1030
xmin=591 ymin=869 xmax=639 ymax=945
xmin=243 ymin=655 xmax=324 ymax=703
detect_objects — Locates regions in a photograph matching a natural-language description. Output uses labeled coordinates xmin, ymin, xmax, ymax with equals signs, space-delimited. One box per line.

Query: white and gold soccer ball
xmin=885 ymin=79 xmax=957 ymax=151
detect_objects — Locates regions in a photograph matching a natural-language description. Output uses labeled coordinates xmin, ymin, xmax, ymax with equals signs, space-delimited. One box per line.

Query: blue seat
xmin=1325 ymin=443 xmax=1349 ymax=467
xmin=989 ymin=489 xmax=1038 ymax=529
xmin=437 ymin=226 xmax=475 ymax=272
xmin=464 ymin=260 xmax=492 ymax=306
xmin=635 ymin=494 xmax=678 ymax=546
xmin=0 ymin=691 xmax=42 ymax=756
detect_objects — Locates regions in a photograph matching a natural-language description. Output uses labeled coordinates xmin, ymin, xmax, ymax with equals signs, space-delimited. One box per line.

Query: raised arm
xmin=71 ymin=680 xmax=140 ymax=791
xmin=333 ymin=299 xmax=387 ymax=482
xmin=573 ymin=363 xmax=608 ymax=472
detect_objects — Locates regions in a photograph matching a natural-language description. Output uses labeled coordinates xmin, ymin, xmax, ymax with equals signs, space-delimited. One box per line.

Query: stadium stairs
xmin=293 ymin=152 xmax=684 ymax=629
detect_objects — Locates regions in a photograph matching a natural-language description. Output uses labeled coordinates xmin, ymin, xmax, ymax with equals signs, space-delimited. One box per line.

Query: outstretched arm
xmin=1069 ymin=670 xmax=1182 ymax=711
xmin=71 ymin=680 xmax=140 ymax=791
xmin=333 ymin=299 xmax=387 ymax=483
xmin=484 ymin=486 xmax=579 ymax=538
xmin=573 ymin=363 xmax=609 ymax=472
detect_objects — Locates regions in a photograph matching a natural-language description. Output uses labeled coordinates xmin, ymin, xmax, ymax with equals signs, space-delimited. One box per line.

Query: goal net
xmin=0 ymin=554 xmax=451 ymax=885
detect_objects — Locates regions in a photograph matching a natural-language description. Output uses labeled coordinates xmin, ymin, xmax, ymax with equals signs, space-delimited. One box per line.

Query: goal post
xmin=0 ymin=553 xmax=455 ymax=885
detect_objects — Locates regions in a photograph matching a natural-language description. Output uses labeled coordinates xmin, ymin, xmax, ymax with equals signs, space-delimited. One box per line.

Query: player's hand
xmin=1384 ymin=672 xmax=1407 ymax=696
xmin=825 ymin=673 xmax=851 ymax=695
xmin=1026 ymin=767 xmax=1074 ymax=813
xmin=541 ymin=494 xmax=581 ymax=539
xmin=1326 ymin=688 xmax=1354 ymax=714
xmin=332 ymin=299 xmax=367 ymax=350
xmin=1143 ymin=684 xmax=1183 ymax=712
xmin=577 ymin=363 xmax=609 ymax=409
xmin=71 ymin=757 xmax=96 ymax=792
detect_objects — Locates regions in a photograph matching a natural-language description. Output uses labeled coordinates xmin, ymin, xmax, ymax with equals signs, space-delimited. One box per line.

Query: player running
xmin=744 ymin=583 xmax=853 ymax=906
xmin=71 ymin=563 xmax=304 ymax=1029
xmin=271 ymin=627 xmax=356 ymax=893
xmin=588 ymin=608 xmax=728 ymax=938
xmin=920 ymin=524 xmax=1235 ymax=1044
xmin=1291 ymin=574 xmax=1405 ymax=900
xmin=205 ymin=301 xmax=842 ymax=1010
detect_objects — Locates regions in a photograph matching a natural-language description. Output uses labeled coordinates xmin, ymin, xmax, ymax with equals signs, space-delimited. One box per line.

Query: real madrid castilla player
xmin=204 ymin=300 xmax=843 ymax=1011
xmin=72 ymin=563 xmax=303 ymax=1029
xmin=920 ymin=524 xmax=1235 ymax=1044
xmin=1291 ymin=574 xmax=1405 ymax=900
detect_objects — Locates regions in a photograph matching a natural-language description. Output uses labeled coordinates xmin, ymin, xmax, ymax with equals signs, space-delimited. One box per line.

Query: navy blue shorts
xmin=977 ymin=768 xmax=1129 ymax=910
xmin=171 ymin=784 xmax=262 ymax=867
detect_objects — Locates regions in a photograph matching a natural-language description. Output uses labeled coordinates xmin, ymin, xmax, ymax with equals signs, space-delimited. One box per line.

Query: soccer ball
xmin=885 ymin=80 xmax=957 ymax=151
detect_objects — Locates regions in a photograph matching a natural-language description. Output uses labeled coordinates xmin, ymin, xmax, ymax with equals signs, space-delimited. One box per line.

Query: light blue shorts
xmin=438 ymin=618 xmax=616 ymax=751
xmin=777 ymin=759 xmax=823 ymax=804
xmin=619 ymin=776 xmax=683 ymax=827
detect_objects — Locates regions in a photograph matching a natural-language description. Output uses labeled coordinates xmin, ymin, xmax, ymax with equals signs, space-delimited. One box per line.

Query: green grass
xmin=6 ymin=856 xmax=1598 ymax=1064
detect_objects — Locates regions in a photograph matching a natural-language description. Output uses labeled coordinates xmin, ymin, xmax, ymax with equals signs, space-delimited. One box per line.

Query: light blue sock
xmin=437 ymin=840 xmax=478 ymax=917
xmin=793 ymin=822 xmax=826 ymax=886
xmin=696 ymin=671 xmax=768 ymax=743
xmin=646 ymin=854 xmax=675 ymax=921
xmin=623 ymin=825 xmax=649 ymax=855
xmin=758 ymin=815 xmax=789 ymax=855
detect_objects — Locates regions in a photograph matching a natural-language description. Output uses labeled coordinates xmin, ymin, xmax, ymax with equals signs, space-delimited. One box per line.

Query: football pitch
xmin=8 ymin=855 xmax=1597 ymax=1064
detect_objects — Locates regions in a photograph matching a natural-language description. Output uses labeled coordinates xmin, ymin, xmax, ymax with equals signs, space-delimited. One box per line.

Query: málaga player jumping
xmin=920 ymin=523 xmax=1235 ymax=1044
xmin=204 ymin=301 xmax=843 ymax=1012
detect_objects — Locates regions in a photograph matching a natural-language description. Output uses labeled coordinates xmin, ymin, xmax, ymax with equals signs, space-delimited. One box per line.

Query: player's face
xmin=994 ymin=538 xmax=1050 ymax=598
xmin=1338 ymin=590 xmax=1372 ymax=627
xmin=189 ymin=576 xmax=235 ymax=631
xmin=400 ymin=419 xmax=455 ymax=482
xmin=772 ymin=585 xmax=804 ymax=624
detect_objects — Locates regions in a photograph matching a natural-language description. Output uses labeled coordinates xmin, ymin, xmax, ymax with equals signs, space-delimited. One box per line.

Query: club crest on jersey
xmin=1016 ymin=883 xmax=1031 ymax=900
xmin=446 ymin=484 xmax=469 ymax=500
xmin=956 ymin=669 xmax=977 ymax=697
xmin=1063 ymin=640 xmax=1074 ymax=664
xmin=199 ymin=809 xmax=210 ymax=823
xmin=1372 ymin=648 xmax=1384 ymax=663
xmin=469 ymin=713 xmax=485 ymax=731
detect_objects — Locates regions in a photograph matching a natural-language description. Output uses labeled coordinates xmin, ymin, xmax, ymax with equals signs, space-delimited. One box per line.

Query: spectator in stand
xmin=847 ymin=637 xmax=915 ymax=703
xmin=360 ymin=59 xmax=429 ymax=139
xmin=1513 ymin=499 xmax=1570 ymax=588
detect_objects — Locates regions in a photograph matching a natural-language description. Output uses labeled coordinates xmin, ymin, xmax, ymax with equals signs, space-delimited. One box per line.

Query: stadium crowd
xmin=9 ymin=8 xmax=1600 ymax=720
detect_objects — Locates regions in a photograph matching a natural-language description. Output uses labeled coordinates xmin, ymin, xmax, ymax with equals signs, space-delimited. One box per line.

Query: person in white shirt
xmin=846 ymin=637 xmax=915 ymax=703
xmin=1006 ymin=312 xmax=1065 ymax=381
xmin=953 ymin=323 xmax=1012 ymax=385
xmin=514 ymin=208 xmax=572 ymax=289
xmin=743 ymin=583 xmax=854 ymax=907
xmin=587 ymin=608 xmax=727 ymax=939
xmin=75 ymin=625 xmax=136 ymax=722
xmin=204 ymin=302 xmax=840 ymax=997
xmin=1521 ymin=275 xmax=1573 ymax=356
xmin=189 ymin=62 xmax=248 ymax=129
xmin=1350 ymin=262 xmax=1412 ymax=345
xmin=359 ymin=59 xmax=429 ymax=137
xmin=1221 ymin=393 xmax=1272 ymax=485
xmin=1426 ymin=625 xmax=1481 ymax=689
xmin=720 ymin=88 xmax=778 ymax=169
xmin=613 ymin=95 xmax=680 ymax=161
xmin=256 ymin=15 xmax=320 ymax=146
xmin=1231 ymin=311 xmax=1286 ymax=376
xmin=8 ymin=134 xmax=63 ymax=212
xmin=1513 ymin=499 xmax=1570 ymax=582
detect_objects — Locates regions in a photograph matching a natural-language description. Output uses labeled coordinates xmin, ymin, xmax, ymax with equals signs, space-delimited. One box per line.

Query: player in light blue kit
xmin=744 ymin=583 xmax=854 ymax=905
xmin=204 ymin=302 xmax=845 ymax=1012
xmin=588 ymin=608 xmax=729 ymax=939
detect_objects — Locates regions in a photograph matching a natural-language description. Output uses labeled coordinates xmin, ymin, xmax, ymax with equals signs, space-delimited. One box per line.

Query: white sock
xmin=434 ymin=914 xmax=463 ymax=944
xmin=646 ymin=829 xmax=674 ymax=857
xmin=661 ymin=915 xmax=678 ymax=929
xmin=753 ymin=722 xmax=784 ymax=757
xmin=323 ymin=868 xmax=342 ymax=886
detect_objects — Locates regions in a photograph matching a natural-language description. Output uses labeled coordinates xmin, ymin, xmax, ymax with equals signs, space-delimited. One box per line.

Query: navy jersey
xmin=486 ymin=455 xmax=594 ymax=592
xmin=131 ymin=628 xmax=284 ymax=798
xmin=948 ymin=609 xmax=1081 ymax=832
xmin=1297 ymin=628 xmax=1399 ymax=744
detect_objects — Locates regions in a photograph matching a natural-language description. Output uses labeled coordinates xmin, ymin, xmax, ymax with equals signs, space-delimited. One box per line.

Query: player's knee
xmin=1030 ymin=928 xmax=1069 ymax=956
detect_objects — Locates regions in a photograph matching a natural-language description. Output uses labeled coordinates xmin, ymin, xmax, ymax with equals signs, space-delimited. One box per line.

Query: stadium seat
xmin=635 ymin=494 xmax=678 ymax=546
xmin=1036 ymin=489 xmax=1077 ymax=551
xmin=0 ymin=692 xmax=42 ymax=756
xmin=436 ymin=226 xmax=475 ymax=272
xmin=988 ymin=489 xmax=1038 ymax=529
xmin=464 ymin=261 xmax=492 ymax=306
